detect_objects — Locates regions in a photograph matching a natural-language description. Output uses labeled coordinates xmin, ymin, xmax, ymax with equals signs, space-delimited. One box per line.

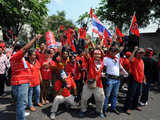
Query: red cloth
xmin=54 ymin=76 xmax=76 ymax=97
xmin=0 ymin=42 xmax=6 ymax=49
xmin=78 ymin=55 xmax=88 ymax=80
xmin=121 ymin=57 xmax=130 ymax=72
xmin=90 ymin=8 xmax=93 ymax=18
xmin=129 ymin=14 xmax=140 ymax=37
xmin=65 ymin=62 xmax=76 ymax=75
xmin=41 ymin=59 xmax=56 ymax=80
xmin=130 ymin=57 xmax=144 ymax=83
xmin=79 ymin=28 xmax=87 ymax=39
xmin=65 ymin=61 xmax=81 ymax=81
xmin=86 ymin=56 xmax=104 ymax=88
xmin=30 ymin=60 xmax=41 ymax=87
xmin=36 ymin=51 xmax=46 ymax=64
xmin=10 ymin=50 xmax=32 ymax=85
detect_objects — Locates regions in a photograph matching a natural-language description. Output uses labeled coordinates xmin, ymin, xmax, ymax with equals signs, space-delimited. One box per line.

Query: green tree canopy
xmin=44 ymin=11 xmax=76 ymax=41
xmin=96 ymin=0 xmax=153 ymax=31
xmin=0 ymin=0 xmax=49 ymax=39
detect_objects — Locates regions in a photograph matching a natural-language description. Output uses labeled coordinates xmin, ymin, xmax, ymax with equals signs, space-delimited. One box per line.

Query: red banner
xmin=45 ymin=31 xmax=56 ymax=48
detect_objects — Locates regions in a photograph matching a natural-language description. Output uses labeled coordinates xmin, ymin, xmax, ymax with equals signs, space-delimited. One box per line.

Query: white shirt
xmin=103 ymin=54 xmax=120 ymax=76
xmin=0 ymin=54 xmax=9 ymax=74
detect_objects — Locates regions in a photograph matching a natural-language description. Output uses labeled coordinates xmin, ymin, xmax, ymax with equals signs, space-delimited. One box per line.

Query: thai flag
xmin=92 ymin=14 xmax=112 ymax=38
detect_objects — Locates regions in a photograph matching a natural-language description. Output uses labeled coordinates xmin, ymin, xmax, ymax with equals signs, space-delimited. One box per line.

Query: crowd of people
xmin=0 ymin=25 xmax=160 ymax=120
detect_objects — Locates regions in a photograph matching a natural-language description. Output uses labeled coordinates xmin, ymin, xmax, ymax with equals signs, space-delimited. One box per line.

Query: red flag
xmin=116 ymin=27 xmax=124 ymax=37
xmin=116 ymin=27 xmax=124 ymax=43
xmin=66 ymin=28 xmax=76 ymax=52
xmin=129 ymin=14 xmax=140 ymax=37
xmin=103 ymin=29 xmax=112 ymax=47
xmin=90 ymin=8 xmax=93 ymax=18
xmin=60 ymin=25 xmax=63 ymax=31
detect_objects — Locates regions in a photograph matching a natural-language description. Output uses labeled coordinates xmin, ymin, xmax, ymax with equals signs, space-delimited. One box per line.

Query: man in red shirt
xmin=10 ymin=34 xmax=42 ymax=120
xmin=50 ymin=74 xmax=77 ymax=120
xmin=35 ymin=42 xmax=46 ymax=64
xmin=125 ymin=47 xmax=146 ymax=115
xmin=78 ymin=24 xmax=87 ymax=50
xmin=79 ymin=49 xmax=105 ymax=118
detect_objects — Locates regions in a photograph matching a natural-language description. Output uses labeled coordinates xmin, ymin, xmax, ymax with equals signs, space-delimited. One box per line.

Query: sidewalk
xmin=0 ymin=86 xmax=160 ymax=120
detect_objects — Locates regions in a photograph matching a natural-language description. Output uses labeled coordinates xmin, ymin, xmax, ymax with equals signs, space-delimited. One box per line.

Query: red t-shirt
xmin=41 ymin=59 xmax=56 ymax=80
xmin=86 ymin=56 xmax=104 ymax=88
xmin=30 ymin=60 xmax=41 ymax=87
xmin=10 ymin=50 xmax=32 ymax=85
xmin=35 ymin=51 xmax=46 ymax=64
xmin=121 ymin=57 xmax=130 ymax=72
xmin=54 ymin=75 xmax=76 ymax=97
xmin=79 ymin=28 xmax=87 ymax=39
xmin=65 ymin=61 xmax=81 ymax=81
xmin=76 ymin=55 xmax=88 ymax=80
xmin=130 ymin=57 xmax=144 ymax=83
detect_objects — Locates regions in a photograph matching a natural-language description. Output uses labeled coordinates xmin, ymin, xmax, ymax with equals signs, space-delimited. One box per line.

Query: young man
xmin=103 ymin=45 xmax=127 ymax=116
xmin=10 ymin=34 xmax=42 ymax=120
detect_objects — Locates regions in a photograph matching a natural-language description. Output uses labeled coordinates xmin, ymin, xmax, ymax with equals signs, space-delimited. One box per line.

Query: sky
xmin=47 ymin=0 xmax=158 ymax=34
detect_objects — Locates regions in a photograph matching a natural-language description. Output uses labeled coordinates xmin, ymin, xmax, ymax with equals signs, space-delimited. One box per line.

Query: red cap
xmin=125 ymin=51 xmax=132 ymax=57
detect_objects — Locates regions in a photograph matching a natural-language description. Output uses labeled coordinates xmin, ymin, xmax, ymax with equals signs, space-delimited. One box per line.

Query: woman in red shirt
xmin=27 ymin=50 xmax=43 ymax=111
xmin=41 ymin=49 xmax=57 ymax=104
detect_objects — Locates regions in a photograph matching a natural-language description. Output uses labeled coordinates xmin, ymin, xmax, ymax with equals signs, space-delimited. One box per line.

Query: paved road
xmin=0 ymin=86 xmax=160 ymax=120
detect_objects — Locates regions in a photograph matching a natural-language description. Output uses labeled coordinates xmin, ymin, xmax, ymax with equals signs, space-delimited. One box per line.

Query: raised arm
xmin=21 ymin=34 xmax=42 ymax=53
xmin=129 ymin=46 xmax=138 ymax=62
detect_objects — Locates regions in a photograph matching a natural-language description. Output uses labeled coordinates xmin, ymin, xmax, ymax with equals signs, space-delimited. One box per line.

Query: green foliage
xmin=44 ymin=11 xmax=76 ymax=41
xmin=0 ymin=0 xmax=50 ymax=36
xmin=96 ymin=0 xmax=153 ymax=31
xmin=151 ymin=0 xmax=160 ymax=25
xmin=76 ymin=9 xmax=95 ymax=25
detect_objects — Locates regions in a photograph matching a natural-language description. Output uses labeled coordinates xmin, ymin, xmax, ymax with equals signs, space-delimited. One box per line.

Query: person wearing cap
xmin=10 ymin=34 xmax=42 ymax=120
xmin=103 ymin=44 xmax=127 ymax=116
xmin=125 ymin=46 xmax=146 ymax=115
xmin=139 ymin=48 xmax=155 ymax=106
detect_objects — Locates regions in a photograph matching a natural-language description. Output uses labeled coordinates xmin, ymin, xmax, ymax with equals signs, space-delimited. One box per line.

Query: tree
xmin=44 ymin=11 xmax=76 ymax=41
xmin=0 ymin=0 xmax=49 ymax=43
xmin=151 ymin=0 xmax=160 ymax=26
xmin=96 ymin=0 xmax=153 ymax=31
